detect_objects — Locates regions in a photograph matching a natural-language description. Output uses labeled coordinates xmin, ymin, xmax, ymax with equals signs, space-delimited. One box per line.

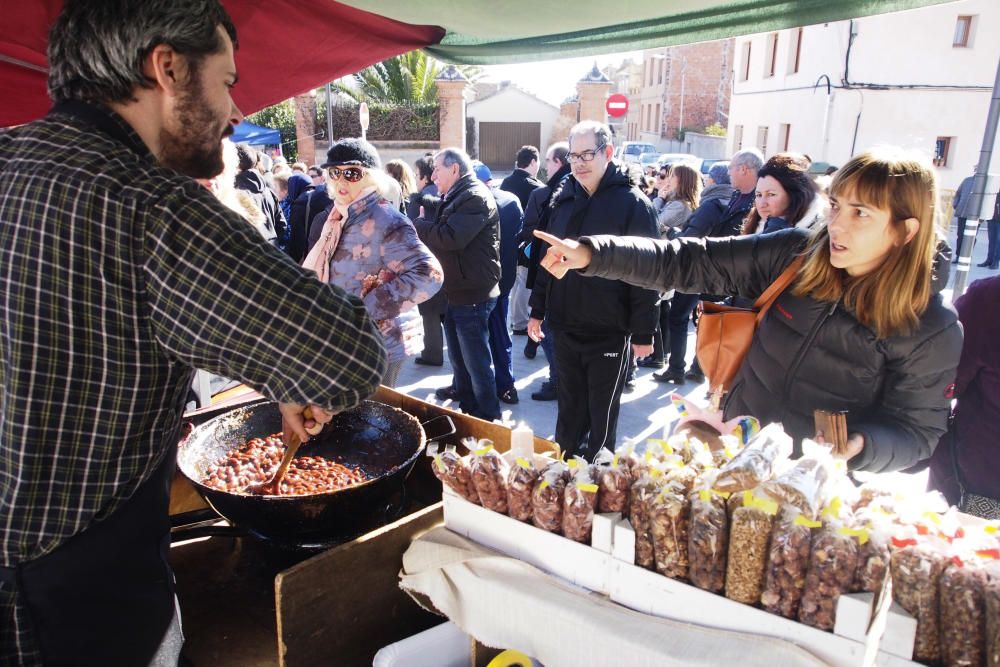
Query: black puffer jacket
xmin=529 ymin=162 xmax=659 ymax=344
xmin=579 ymin=228 xmax=962 ymax=473
xmin=413 ymin=173 xmax=500 ymax=305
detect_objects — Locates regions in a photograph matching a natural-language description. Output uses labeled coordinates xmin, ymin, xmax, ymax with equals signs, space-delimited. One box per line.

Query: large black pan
xmin=177 ymin=399 xmax=436 ymax=543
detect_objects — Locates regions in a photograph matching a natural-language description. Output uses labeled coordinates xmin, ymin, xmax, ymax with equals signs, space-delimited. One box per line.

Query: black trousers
xmin=650 ymin=299 xmax=671 ymax=363
xmin=418 ymin=289 xmax=447 ymax=364
xmin=3 ymin=448 xmax=177 ymax=665
xmin=554 ymin=331 xmax=631 ymax=461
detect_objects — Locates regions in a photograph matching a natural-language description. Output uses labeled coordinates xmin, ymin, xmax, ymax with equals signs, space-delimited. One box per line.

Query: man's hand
xmin=533 ymin=230 xmax=593 ymax=278
xmin=632 ymin=343 xmax=654 ymax=359
xmin=527 ymin=317 xmax=545 ymax=343
xmin=278 ymin=402 xmax=336 ymax=443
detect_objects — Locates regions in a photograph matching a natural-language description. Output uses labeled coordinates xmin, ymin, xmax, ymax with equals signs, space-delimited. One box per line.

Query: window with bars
xmin=739 ymin=41 xmax=752 ymax=82
xmin=788 ymin=28 xmax=803 ymax=74
xmin=757 ymin=126 xmax=769 ymax=155
xmin=934 ymin=137 xmax=953 ymax=167
xmin=765 ymin=33 xmax=779 ymax=78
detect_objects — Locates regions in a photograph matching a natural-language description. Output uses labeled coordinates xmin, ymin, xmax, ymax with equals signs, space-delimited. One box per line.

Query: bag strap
xmin=752 ymin=255 xmax=805 ymax=325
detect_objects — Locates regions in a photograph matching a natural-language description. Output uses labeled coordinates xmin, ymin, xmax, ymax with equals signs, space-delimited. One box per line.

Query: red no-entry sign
xmin=606 ymin=93 xmax=629 ymax=118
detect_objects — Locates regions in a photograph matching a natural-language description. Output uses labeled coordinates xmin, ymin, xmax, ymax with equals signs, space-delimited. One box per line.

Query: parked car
xmin=656 ymin=153 xmax=701 ymax=170
xmin=615 ymin=142 xmax=658 ymax=165
xmin=639 ymin=152 xmax=661 ymax=172
xmin=700 ymin=158 xmax=727 ymax=175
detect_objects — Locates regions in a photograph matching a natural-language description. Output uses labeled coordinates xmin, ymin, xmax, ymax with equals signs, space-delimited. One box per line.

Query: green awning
xmin=342 ymin=0 xmax=958 ymax=64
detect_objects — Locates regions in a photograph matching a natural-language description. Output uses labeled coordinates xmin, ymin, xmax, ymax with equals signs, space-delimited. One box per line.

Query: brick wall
xmin=662 ymin=40 xmax=733 ymax=139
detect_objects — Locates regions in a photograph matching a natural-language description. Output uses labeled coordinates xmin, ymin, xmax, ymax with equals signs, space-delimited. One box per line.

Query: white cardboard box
xmin=442 ymin=490 xmax=919 ymax=667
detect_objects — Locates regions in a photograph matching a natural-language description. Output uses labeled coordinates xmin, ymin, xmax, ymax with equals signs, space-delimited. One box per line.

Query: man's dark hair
xmin=235 ymin=143 xmax=257 ymax=172
xmin=414 ymin=156 xmax=434 ymax=183
xmin=548 ymin=142 xmax=570 ymax=169
xmin=48 ymin=0 xmax=238 ymax=104
xmin=515 ymin=145 xmax=539 ymax=169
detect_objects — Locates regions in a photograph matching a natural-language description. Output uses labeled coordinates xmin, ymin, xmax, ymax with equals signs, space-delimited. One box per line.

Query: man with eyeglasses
xmin=413 ymin=148 xmax=503 ymax=421
xmin=526 ymin=121 xmax=659 ymax=461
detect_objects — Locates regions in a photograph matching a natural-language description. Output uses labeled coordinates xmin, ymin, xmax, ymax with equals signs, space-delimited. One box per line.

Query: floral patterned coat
xmin=325 ymin=190 xmax=443 ymax=363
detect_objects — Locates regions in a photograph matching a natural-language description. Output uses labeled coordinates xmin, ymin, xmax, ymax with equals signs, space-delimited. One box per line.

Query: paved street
xmin=393 ymin=221 xmax=996 ymax=448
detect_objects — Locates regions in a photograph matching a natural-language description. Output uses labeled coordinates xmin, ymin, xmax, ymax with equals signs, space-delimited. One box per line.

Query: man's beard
xmin=159 ymin=79 xmax=231 ymax=180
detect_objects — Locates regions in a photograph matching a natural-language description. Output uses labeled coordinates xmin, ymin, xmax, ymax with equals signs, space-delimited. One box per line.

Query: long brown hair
xmin=792 ymin=148 xmax=940 ymax=339
xmin=385 ymin=159 xmax=417 ymax=199
xmin=669 ymin=163 xmax=702 ymax=210
xmin=742 ymin=152 xmax=816 ymax=234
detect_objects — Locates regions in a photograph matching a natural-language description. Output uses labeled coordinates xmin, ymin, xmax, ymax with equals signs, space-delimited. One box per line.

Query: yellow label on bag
xmin=838 ymin=526 xmax=870 ymax=545
xmin=538 ymin=479 xmax=550 ymax=491
xmin=474 ymin=444 xmax=494 ymax=456
xmin=516 ymin=457 xmax=532 ymax=469
xmin=434 ymin=454 xmax=445 ymax=472
xmin=699 ymin=489 xmax=731 ymax=503
xmin=742 ymin=490 xmax=753 ymax=507
xmin=822 ymin=497 xmax=843 ymax=519
xmin=612 ymin=452 xmax=621 ymax=468
xmin=923 ymin=511 xmax=942 ymax=525
xmin=985 ymin=524 xmax=998 ymax=535
xmin=567 ymin=459 xmax=578 ymax=469
xmin=794 ymin=515 xmax=822 ymax=528
xmin=723 ymin=445 xmax=736 ymax=460
xmin=577 ymin=482 xmax=599 ymax=493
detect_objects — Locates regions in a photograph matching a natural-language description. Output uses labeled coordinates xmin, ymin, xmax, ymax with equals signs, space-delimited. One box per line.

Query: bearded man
xmin=0 ymin=1 xmax=387 ymax=663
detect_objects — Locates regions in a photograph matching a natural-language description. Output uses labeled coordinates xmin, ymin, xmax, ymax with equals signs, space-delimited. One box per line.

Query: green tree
xmin=246 ymin=100 xmax=298 ymax=161
xmin=703 ymin=123 xmax=727 ymax=137
xmin=334 ymin=50 xmax=479 ymax=105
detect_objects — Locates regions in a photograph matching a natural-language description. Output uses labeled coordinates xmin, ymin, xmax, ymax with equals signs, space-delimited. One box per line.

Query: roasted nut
xmin=630 ymin=476 xmax=659 ymax=569
xmin=940 ymin=562 xmax=987 ymax=667
xmin=649 ymin=485 xmax=690 ymax=580
xmin=506 ymin=461 xmax=538 ymax=522
xmin=531 ymin=464 xmax=567 ymax=533
xmin=431 ymin=450 xmax=479 ymax=503
xmin=798 ymin=523 xmax=858 ymax=630
xmin=688 ymin=489 xmax=728 ymax=593
xmin=470 ymin=448 xmax=509 ymax=513
xmin=761 ymin=507 xmax=813 ymax=619
xmin=986 ymin=574 xmax=1000 ymax=667
xmin=891 ymin=544 xmax=948 ymax=664
xmin=596 ymin=464 xmax=631 ymax=515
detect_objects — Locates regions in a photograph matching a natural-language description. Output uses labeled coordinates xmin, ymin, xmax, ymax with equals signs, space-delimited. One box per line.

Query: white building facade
xmin=726 ymin=0 xmax=999 ymax=190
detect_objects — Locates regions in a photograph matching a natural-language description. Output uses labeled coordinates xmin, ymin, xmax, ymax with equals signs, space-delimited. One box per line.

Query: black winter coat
xmin=579 ymin=228 xmax=962 ymax=473
xmin=529 ymin=162 xmax=659 ymax=344
xmin=290 ymin=184 xmax=331 ymax=262
xmin=521 ymin=163 xmax=571 ymax=287
xmin=235 ymin=169 xmax=286 ymax=247
xmin=500 ymin=168 xmax=544 ymax=209
xmin=413 ymin=173 xmax=501 ymax=305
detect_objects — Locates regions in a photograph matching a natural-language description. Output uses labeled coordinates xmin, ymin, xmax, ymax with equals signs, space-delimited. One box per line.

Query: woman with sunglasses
xmin=533 ymin=148 xmax=962 ymax=472
xmin=303 ymin=139 xmax=443 ymax=387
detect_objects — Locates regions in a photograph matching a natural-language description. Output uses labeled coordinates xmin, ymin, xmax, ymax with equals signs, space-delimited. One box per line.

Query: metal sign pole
xmin=953 ymin=55 xmax=1000 ymax=297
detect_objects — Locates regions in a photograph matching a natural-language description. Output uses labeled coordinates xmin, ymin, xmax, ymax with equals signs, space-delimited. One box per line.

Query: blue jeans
xmin=488 ymin=294 xmax=515 ymax=393
xmin=987 ymin=220 xmax=1000 ymax=266
xmin=445 ymin=299 xmax=501 ymax=420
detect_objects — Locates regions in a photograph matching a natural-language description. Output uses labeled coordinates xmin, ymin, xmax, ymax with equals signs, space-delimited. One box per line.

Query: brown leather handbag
xmin=695 ymin=256 xmax=804 ymax=398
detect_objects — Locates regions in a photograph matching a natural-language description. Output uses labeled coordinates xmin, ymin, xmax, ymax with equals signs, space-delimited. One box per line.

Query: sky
xmin=478 ymin=51 xmax=642 ymax=106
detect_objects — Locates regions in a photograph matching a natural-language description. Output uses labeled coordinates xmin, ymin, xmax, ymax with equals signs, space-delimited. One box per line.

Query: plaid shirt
xmin=0 ymin=102 xmax=386 ymax=659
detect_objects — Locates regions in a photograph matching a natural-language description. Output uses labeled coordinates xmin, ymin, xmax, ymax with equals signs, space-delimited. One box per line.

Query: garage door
xmin=478 ymin=122 xmax=541 ymax=171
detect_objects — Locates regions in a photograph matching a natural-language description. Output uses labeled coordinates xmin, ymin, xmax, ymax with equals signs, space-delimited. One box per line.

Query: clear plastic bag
xmin=649 ymin=480 xmax=690 ymax=580
xmin=760 ymin=450 xmax=832 ymax=520
xmin=761 ymin=506 xmax=816 ymax=619
xmin=630 ymin=468 xmax=662 ymax=569
xmin=940 ymin=560 xmax=988 ymax=667
xmin=986 ymin=560 xmax=1000 ymax=667
xmin=593 ymin=448 xmax=631 ymax=516
xmin=468 ymin=441 xmax=509 ymax=513
xmin=432 ymin=449 xmax=479 ymax=503
xmin=725 ymin=489 xmax=779 ymax=604
xmin=688 ymin=471 xmax=729 ymax=593
xmin=852 ymin=507 xmax=893 ymax=593
xmin=891 ymin=539 xmax=950 ymax=665
xmin=563 ymin=459 xmax=599 ymax=543
xmin=506 ymin=456 xmax=538 ymax=522
xmin=715 ymin=423 xmax=792 ymax=494
xmin=798 ymin=517 xmax=859 ymax=630
xmin=531 ymin=460 xmax=568 ymax=533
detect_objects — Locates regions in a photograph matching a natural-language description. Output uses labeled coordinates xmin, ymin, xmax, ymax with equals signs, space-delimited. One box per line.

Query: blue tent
xmin=231 ymin=121 xmax=281 ymax=146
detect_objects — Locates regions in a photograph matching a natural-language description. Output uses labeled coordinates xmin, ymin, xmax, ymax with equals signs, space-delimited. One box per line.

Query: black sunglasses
xmin=326 ymin=166 xmax=366 ymax=183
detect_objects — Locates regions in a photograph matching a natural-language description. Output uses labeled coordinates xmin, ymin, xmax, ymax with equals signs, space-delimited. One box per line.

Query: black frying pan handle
xmin=420 ymin=415 xmax=456 ymax=444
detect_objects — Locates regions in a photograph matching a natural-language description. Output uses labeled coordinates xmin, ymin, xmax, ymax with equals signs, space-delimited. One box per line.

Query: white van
xmin=615 ymin=142 xmax=658 ymax=165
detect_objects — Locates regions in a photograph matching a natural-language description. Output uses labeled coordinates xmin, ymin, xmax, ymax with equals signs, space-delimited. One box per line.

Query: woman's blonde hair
xmin=669 ymin=163 xmax=702 ymax=211
xmin=792 ymin=148 xmax=940 ymax=339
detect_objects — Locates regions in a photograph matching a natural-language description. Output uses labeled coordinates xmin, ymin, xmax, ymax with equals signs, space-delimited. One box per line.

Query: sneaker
xmin=512 ymin=328 xmax=528 ymax=336
xmin=531 ymin=382 xmax=557 ymax=401
xmin=636 ymin=358 xmax=664 ymax=369
xmin=434 ymin=386 xmax=458 ymax=400
xmin=653 ymin=369 xmax=686 ymax=385
xmin=498 ymin=387 xmax=519 ymax=404
xmin=685 ymin=368 xmax=706 ymax=383
xmin=523 ymin=339 xmax=539 ymax=359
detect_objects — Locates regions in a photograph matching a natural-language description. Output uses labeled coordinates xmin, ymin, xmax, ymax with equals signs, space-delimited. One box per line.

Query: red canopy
xmin=0 ymin=0 xmax=444 ymax=127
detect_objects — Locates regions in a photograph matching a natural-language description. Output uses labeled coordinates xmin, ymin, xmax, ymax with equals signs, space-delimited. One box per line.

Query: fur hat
xmin=321 ymin=138 xmax=381 ymax=169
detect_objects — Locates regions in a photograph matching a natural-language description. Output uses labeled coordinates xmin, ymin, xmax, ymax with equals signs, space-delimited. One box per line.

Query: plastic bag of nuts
xmin=760 ymin=449 xmax=831 ymax=520
xmin=891 ymin=534 xmax=950 ymax=665
xmin=593 ymin=448 xmax=631 ymax=516
xmin=852 ymin=505 xmax=894 ymax=593
xmin=715 ymin=423 xmax=792 ymax=495
xmin=725 ymin=488 xmax=779 ymax=604
xmin=761 ymin=505 xmax=817 ymax=619
xmin=630 ymin=467 xmax=663 ymax=569
xmin=432 ymin=449 xmax=479 ymax=503
xmin=531 ymin=460 xmax=569 ymax=533
xmin=563 ymin=459 xmax=599 ymax=543
xmin=649 ymin=479 xmax=690 ymax=580
xmin=797 ymin=511 xmax=860 ymax=630
xmin=986 ymin=559 xmax=1000 ymax=667
xmin=940 ymin=558 xmax=989 ymax=667
xmin=506 ymin=455 xmax=538 ymax=522
xmin=688 ymin=471 xmax=730 ymax=593
xmin=468 ymin=441 xmax=509 ymax=513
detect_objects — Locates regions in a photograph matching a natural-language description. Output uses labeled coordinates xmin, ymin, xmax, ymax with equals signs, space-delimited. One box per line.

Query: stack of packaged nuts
xmin=431 ymin=433 xmax=1000 ymax=666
